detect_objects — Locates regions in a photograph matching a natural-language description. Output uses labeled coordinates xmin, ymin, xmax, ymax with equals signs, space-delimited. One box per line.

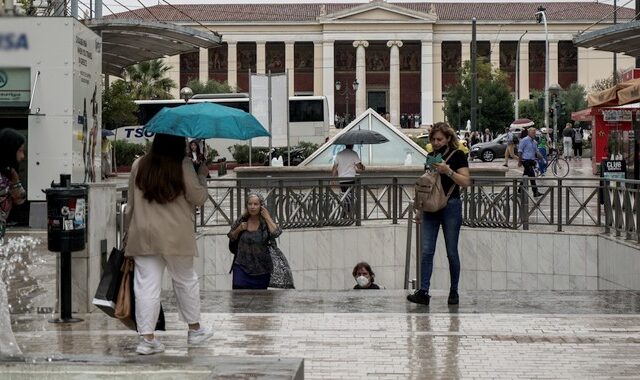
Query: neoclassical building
xmin=111 ymin=1 xmax=634 ymax=127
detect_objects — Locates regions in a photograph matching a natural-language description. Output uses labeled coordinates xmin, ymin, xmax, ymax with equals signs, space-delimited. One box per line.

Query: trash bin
xmin=45 ymin=174 xmax=87 ymax=252
xmin=44 ymin=174 xmax=86 ymax=323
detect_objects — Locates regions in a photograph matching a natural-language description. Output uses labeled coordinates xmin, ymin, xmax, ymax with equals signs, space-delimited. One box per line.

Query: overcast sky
xmin=99 ymin=0 xmax=633 ymax=16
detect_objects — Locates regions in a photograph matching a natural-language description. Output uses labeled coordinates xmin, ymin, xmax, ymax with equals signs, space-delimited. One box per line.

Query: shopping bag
xmin=115 ymin=257 xmax=166 ymax=332
xmin=92 ymin=247 xmax=125 ymax=317
xmin=268 ymin=241 xmax=295 ymax=289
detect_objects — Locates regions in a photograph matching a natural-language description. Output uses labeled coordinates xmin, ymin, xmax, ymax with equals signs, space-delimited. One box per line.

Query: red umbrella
xmin=510 ymin=118 xmax=535 ymax=128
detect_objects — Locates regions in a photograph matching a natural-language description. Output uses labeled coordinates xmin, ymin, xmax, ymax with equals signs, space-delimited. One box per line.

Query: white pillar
xmin=285 ymin=42 xmax=295 ymax=95
xmin=519 ymin=41 xmax=529 ymax=101
xmin=322 ymin=40 xmax=335 ymax=125
xmin=199 ymin=47 xmax=209 ymax=83
xmin=549 ymin=41 xmax=559 ymax=86
xmin=490 ymin=42 xmax=500 ymax=69
xmin=387 ymin=40 xmax=403 ymax=126
xmin=227 ymin=42 xmax=237 ymax=90
xmin=166 ymin=55 xmax=180 ymax=99
xmin=313 ymin=41 xmax=323 ymax=96
xmin=256 ymin=41 xmax=266 ymax=75
xmin=461 ymin=41 xmax=470 ymax=65
xmin=353 ymin=40 xmax=369 ymax=116
xmin=422 ymin=40 xmax=434 ymax=126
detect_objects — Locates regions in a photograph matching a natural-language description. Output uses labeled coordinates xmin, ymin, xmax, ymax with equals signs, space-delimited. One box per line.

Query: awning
xmin=574 ymin=20 xmax=640 ymax=57
xmin=84 ymin=19 xmax=222 ymax=76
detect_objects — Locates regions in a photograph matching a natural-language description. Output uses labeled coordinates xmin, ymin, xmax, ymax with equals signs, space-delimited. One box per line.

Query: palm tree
xmin=123 ymin=59 xmax=176 ymax=100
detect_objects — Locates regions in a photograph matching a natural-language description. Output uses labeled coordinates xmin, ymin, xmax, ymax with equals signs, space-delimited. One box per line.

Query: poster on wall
xmin=72 ymin=22 xmax=102 ymax=184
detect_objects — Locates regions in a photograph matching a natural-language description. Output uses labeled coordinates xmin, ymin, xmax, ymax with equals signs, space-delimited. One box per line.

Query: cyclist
xmin=537 ymin=128 xmax=550 ymax=176
xmin=518 ymin=127 xmax=542 ymax=197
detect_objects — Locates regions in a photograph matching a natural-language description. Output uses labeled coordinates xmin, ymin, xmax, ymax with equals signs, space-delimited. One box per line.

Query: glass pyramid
xmin=301 ymin=109 xmax=428 ymax=166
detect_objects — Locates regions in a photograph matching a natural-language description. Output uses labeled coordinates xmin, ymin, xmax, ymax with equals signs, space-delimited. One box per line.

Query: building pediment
xmin=320 ymin=1 xmax=437 ymax=24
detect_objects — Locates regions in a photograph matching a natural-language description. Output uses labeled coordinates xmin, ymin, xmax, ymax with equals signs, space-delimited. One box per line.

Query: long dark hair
xmin=430 ymin=122 xmax=459 ymax=151
xmin=135 ymin=133 xmax=186 ymax=204
xmin=0 ymin=128 xmax=25 ymax=178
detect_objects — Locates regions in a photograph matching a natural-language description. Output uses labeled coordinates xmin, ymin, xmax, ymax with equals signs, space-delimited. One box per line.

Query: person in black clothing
xmin=407 ymin=122 xmax=471 ymax=306
xmin=352 ymin=262 xmax=380 ymax=289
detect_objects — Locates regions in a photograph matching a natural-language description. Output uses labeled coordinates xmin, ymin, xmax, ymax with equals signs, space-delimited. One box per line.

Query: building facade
xmin=112 ymin=1 xmax=635 ymax=127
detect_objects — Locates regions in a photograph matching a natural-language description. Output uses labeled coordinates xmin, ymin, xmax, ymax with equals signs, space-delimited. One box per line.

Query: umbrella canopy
xmin=510 ymin=118 xmax=535 ymax=128
xmin=101 ymin=129 xmax=115 ymax=137
xmin=145 ymin=102 xmax=270 ymax=140
xmin=333 ymin=129 xmax=389 ymax=145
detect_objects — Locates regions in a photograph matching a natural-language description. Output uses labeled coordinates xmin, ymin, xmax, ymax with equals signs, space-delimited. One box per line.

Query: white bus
xmin=121 ymin=94 xmax=329 ymax=157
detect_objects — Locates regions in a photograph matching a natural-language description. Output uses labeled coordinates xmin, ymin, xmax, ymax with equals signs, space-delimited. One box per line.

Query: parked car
xmin=469 ymin=133 xmax=510 ymax=162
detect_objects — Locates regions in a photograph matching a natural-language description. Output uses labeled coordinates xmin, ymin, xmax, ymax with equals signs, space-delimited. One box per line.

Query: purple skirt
xmin=232 ymin=264 xmax=271 ymax=289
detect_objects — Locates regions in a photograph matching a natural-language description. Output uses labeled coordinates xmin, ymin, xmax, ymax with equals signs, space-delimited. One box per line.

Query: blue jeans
xmin=420 ymin=197 xmax=462 ymax=292
xmin=537 ymin=147 xmax=547 ymax=174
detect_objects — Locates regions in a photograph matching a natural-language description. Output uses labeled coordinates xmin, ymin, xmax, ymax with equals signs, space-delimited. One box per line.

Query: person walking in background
xmin=189 ymin=140 xmax=205 ymax=173
xmin=407 ymin=122 xmax=470 ymax=306
xmin=503 ymin=127 xmax=519 ymax=167
xmin=0 ymin=129 xmax=26 ymax=243
xmin=101 ymin=135 xmax=113 ymax=180
xmin=470 ymin=131 xmax=480 ymax=147
xmin=537 ymin=128 xmax=549 ymax=176
xmin=227 ymin=193 xmax=282 ymax=289
xmin=125 ymin=133 xmax=212 ymax=355
xmin=518 ymin=127 xmax=542 ymax=197
xmin=573 ymin=125 xmax=584 ymax=159
xmin=332 ymin=144 xmax=365 ymax=193
xmin=562 ymin=123 xmax=575 ymax=159
xmin=481 ymin=128 xmax=493 ymax=143
xmin=352 ymin=262 xmax=380 ymax=289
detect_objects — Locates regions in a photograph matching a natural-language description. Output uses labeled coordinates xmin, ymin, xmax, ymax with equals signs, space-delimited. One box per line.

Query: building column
xmin=199 ymin=47 xmax=209 ymax=83
xmin=421 ymin=39 xmax=434 ymax=126
xmin=285 ymin=41 xmax=295 ymax=95
xmin=387 ymin=40 xmax=403 ymax=126
xmin=227 ymin=42 xmax=237 ymax=90
xmin=461 ymin=41 xmax=470 ymax=65
xmin=490 ymin=41 xmax=500 ymax=69
xmin=166 ymin=55 xmax=180 ymax=98
xmin=322 ymin=40 xmax=335 ymax=125
xmin=549 ymin=41 xmax=559 ymax=86
xmin=256 ymin=41 xmax=266 ymax=75
xmin=432 ymin=42 xmax=443 ymax=124
xmin=353 ymin=40 xmax=369 ymax=117
xmin=313 ymin=41 xmax=323 ymax=96
xmin=518 ymin=40 xmax=529 ymax=101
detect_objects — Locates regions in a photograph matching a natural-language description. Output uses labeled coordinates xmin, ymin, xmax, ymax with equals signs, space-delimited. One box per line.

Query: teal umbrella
xmin=145 ymin=102 xmax=270 ymax=140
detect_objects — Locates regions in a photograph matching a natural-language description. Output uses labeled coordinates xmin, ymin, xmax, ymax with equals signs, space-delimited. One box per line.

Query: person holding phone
xmin=227 ymin=193 xmax=282 ymax=289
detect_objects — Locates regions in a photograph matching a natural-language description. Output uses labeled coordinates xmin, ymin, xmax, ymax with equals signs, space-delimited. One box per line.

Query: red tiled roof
xmin=107 ymin=2 xmax=635 ymax=23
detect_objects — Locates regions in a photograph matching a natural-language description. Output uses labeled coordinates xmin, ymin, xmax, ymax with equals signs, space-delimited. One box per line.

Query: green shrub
xmin=204 ymin=143 xmax=219 ymax=164
xmin=114 ymin=140 xmax=146 ymax=166
xmin=228 ymin=144 xmax=269 ymax=164
xmin=297 ymin=141 xmax=320 ymax=158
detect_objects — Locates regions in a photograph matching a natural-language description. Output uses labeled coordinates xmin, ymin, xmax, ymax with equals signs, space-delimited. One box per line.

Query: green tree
xmin=590 ymin=69 xmax=626 ymax=92
xmin=557 ymin=83 xmax=587 ymax=129
xmin=444 ymin=60 xmax=514 ymax=135
xmin=102 ymin=81 xmax=139 ymax=129
xmin=187 ymin=79 xmax=235 ymax=94
xmin=123 ymin=59 xmax=175 ymax=100
xmin=518 ymin=90 xmax=544 ymax=130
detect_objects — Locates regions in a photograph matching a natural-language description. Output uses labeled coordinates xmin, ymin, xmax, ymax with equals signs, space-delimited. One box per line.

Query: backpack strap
xmin=442 ymin=149 xmax=458 ymax=198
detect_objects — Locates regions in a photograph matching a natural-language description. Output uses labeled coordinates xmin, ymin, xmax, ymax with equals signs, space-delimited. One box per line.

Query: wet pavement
xmin=8 ymin=289 xmax=640 ymax=379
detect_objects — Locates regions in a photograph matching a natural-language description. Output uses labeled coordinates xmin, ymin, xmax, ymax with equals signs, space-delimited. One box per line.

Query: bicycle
xmin=534 ymin=148 xmax=569 ymax=178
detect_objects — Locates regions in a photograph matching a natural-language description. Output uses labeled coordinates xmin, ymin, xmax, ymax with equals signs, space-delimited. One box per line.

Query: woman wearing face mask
xmin=228 ymin=193 xmax=281 ymax=289
xmin=408 ymin=122 xmax=470 ymax=306
xmin=0 ymin=129 xmax=26 ymax=243
xmin=352 ymin=262 xmax=380 ymax=289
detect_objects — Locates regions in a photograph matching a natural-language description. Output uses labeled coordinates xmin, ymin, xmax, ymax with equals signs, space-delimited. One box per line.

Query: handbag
xmin=92 ymin=247 xmax=126 ymax=317
xmin=114 ymin=257 xmax=166 ymax=332
xmin=268 ymin=239 xmax=295 ymax=289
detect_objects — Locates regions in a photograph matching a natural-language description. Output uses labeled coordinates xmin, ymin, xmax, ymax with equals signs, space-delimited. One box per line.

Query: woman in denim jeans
xmin=408 ymin=122 xmax=470 ymax=306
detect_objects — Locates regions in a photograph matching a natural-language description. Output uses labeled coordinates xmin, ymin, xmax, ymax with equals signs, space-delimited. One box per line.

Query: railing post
xmin=278 ymin=180 xmax=284 ymax=225
xmin=521 ymin=178 xmax=529 ymax=230
xmin=512 ymin=178 xmax=518 ymax=229
xmin=604 ymin=180 xmax=611 ymax=234
xmin=557 ymin=179 xmax=563 ymax=232
xmin=415 ymin=210 xmax=421 ymax=288
xmin=404 ymin=208 xmax=413 ymax=289
xmin=392 ymin=177 xmax=398 ymax=224
xmin=355 ymin=177 xmax=362 ymax=227
xmin=318 ymin=179 xmax=325 ymax=226
xmin=470 ymin=178 xmax=476 ymax=226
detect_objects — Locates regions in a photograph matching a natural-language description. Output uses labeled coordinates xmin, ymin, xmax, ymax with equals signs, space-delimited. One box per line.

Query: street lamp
xmin=549 ymin=83 xmax=563 ymax=143
xmin=335 ymin=79 xmax=359 ymax=127
xmin=457 ymin=100 xmax=462 ymax=131
xmin=535 ymin=6 xmax=549 ymax=131
xmin=180 ymin=86 xmax=193 ymax=103
xmin=478 ymin=96 xmax=483 ymax=130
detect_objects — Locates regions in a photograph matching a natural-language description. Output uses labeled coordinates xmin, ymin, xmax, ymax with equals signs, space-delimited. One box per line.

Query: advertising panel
xmin=0 ymin=68 xmax=30 ymax=107
xmin=72 ymin=21 xmax=102 ymax=183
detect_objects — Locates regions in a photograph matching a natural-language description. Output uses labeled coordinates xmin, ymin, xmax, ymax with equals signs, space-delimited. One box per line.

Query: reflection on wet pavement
xmin=8 ymin=290 xmax=640 ymax=379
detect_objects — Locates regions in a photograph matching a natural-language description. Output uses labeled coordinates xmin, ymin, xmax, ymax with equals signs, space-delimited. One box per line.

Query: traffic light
xmin=549 ymin=107 xmax=555 ymax=119
xmin=557 ymin=101 xmax=567 ymax=116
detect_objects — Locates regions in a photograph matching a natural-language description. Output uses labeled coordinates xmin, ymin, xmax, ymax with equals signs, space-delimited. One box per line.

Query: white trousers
xmin=134 ymin=255 xmax=201 ymax=335
xmin=563 ymin=137 xmax=573 ymax=158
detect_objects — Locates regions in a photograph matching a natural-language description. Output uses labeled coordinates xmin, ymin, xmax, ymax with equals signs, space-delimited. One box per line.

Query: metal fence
xmin=116 ymin=175 xmax=637 ymax=244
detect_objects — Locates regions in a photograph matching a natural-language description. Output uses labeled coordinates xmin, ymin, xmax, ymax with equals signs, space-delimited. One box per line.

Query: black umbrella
xmin=333 ymin=129 xmax=389 ymax=145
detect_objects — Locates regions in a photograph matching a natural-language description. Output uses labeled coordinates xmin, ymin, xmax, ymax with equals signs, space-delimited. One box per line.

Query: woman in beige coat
xmin=125 ymin=133 xmax=212 ymax=355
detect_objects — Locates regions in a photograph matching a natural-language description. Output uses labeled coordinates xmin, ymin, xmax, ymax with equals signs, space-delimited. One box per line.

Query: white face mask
xmin=356 ymin=275 xmax=370 ymax=287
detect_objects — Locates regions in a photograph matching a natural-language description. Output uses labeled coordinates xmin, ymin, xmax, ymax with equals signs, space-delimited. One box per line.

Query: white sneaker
xmin=136 ymin=338 xmax=165 ymax=355
xmin=187 ymin=326 xmax=214 ymax=345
